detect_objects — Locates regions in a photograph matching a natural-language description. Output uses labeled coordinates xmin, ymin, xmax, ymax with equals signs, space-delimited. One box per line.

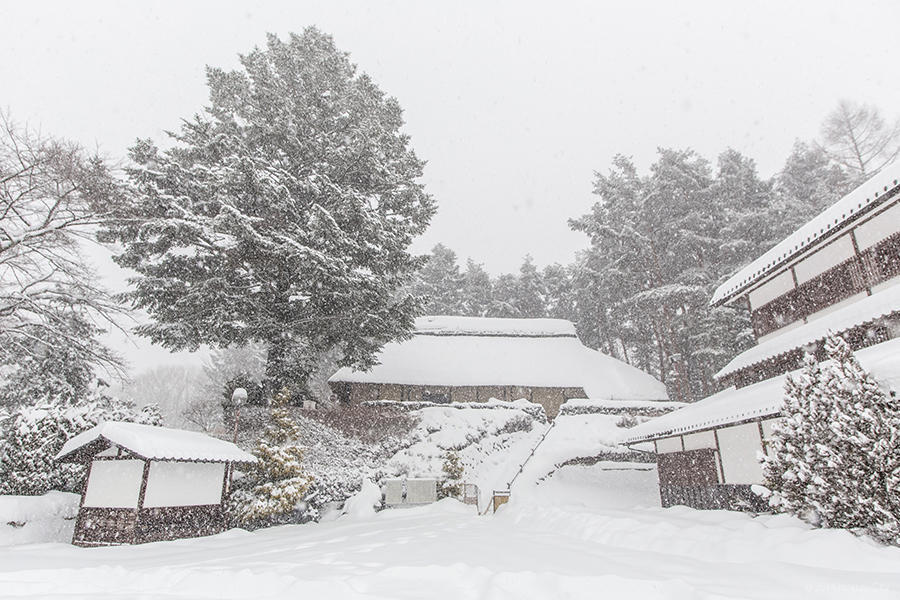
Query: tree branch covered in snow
xmin=0 ymin=111 xmax=125 ymax=384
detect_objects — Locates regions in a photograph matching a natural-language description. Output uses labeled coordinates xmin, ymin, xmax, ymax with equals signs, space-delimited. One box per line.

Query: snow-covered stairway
xmin=508 ymin=403 xmax=643 ymax=498
xmin=483 ymin=418 xmax=559 ymax=513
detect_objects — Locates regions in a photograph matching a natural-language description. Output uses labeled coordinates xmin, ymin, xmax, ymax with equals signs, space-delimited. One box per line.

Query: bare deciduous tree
xmin=0 ymin=111 xmax=124 ymax=378
xmin=819 ymin=100 xmax=900 ymax=177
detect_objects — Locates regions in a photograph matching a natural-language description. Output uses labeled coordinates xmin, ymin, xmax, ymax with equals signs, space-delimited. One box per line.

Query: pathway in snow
xmin=3 ymin=464 xmax=899 ymax=599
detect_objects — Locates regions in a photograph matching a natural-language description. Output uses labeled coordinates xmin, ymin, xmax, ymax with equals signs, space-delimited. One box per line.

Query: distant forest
xmin=410 ymin=101 xmax=900 ymax=403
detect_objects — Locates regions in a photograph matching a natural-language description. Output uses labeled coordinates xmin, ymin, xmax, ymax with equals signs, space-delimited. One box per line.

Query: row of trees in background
xmin=413 ymin=101 xmax=900 ymax=402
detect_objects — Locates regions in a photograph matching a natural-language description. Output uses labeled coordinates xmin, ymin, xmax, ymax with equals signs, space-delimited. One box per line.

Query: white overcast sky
xmin=3 ymin=0 xmax=899 ymax=373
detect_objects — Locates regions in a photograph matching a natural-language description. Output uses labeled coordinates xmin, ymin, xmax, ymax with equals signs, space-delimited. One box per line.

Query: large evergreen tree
xmin=102 ymin=30 xmax=435 ymax=396
xmin=763 ymin=335 xmax=900 ymax=545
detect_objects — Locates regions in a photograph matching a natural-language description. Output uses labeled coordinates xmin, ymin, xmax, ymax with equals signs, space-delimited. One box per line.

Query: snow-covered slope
xmin=384 ymin=400 xmax=549 ymax=510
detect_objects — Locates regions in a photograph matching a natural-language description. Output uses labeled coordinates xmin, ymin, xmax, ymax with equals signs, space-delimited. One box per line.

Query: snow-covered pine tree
xmin=229 ymin=388 xmax=312 ymax=526
xmin=439 ymin=451 xmax=464 ymax=500
xmin=461 ymin=259 xmax=493 ymax=317
xmin=763 ymin=334 xmax=900 ymax=545
xmin=514 ymin=255 xmax=547 ymax=318
xmin=411 ymin=244 xmax=465 ymax=315
xmin=101 ymin=28 xmax=435 ymax=398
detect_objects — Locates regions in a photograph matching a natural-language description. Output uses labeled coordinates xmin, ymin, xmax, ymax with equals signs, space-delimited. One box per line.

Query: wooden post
xmin=133 ymin=460 xmax=151 ymax=544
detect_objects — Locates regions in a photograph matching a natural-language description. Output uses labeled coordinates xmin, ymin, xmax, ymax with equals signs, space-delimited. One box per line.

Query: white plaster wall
xmin=682 ymin=430 xmax=717 ymax=451
xmin=748 ymin=270 xmax=795 ymax=310
xmin=717 ymin=423 xmax=765 ymax=485
xmin=142 ymin=461 xmax=225 ymax=508
xmin=756 ymin=319 xmax=804 ymax=344
xmin=806 ymin=291 xmax=869 ymax=323
xmin=793 ymin=234 xmax=854 ymax=284
xmin=854 ymin=201 xmax=900 ymax=250
xmin=872 ymin=275 xmax=900 ymax=294
xmin=655 ymin=436 xmax=683 ymax=454
xmin=83 ymin=459 xmax=144 ymax=508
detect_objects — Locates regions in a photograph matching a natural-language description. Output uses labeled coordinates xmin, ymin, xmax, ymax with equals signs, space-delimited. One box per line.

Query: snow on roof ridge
xmin=711 ymin=164 xmax=900 ymax=306
xmin=329 ymin=335 xmax=668 ymax=401
xmin=626 ymin=337 xmax=900 ymax=443
xmin=414 ymin=315 xmax=577 ymax=337
xmin=715 ymin=281 xmax=900 ymax=380
xmin=56 ymin=421 xmax=256 ymax=463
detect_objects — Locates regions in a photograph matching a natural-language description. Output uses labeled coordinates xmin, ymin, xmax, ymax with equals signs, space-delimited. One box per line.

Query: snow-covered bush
xmin=228 ymin=389 xmax=312 ymax=527
xmin=0 ymin=393 xmax=161 ymax=496
xmin=762 ymin=335 xmax=900 ymax=545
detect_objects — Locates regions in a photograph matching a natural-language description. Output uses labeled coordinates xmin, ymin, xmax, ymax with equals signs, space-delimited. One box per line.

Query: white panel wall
xmin=142 ymin=461 xmax=226 ymax=508
xmin=716 ymin=423 xmax=765 ymax=485
xmin=756 ymin=319 xmax=804 ymax=344
xmin=83 ymin=459 xmax=144 ymax=508
xmin=747 ymin=270 xmax=795 ymax=310
xmin=854 ymin=202 xmax=900 ymax=250
xmin=655 ymin=436 xmax=683 ymax=454
xmin=806 ymin=291 xmax=869 ymax=323
xmin=682 ymin=430 xmax=717 ymax=451
xmin=872 ymin=275 xmax=900 ymax=294
xmin=793 ymin=234 xmax=854 ymax=284
xmin=405 ymin=479 xmax=437 ymax=504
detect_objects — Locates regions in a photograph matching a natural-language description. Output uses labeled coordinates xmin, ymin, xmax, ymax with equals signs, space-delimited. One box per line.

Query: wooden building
xmin=328 ymin=316 xmax=669 ymax=419
xmin=627 ymin=166 xmax=900 ymax=510
xmin=56 ymin=421 xmax=255 ymax=546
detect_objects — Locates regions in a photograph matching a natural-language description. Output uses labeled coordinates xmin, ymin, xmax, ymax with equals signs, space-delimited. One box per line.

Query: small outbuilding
xmin=56 ymin=421 xmax=255 ymax=546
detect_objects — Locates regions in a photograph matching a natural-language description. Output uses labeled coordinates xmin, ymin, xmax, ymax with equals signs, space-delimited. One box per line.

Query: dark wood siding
xmin=750 ymin=231 xmax=900 ymax=338
xmin=657 ymin=448 xmax=719 ymax=487
xmin=73 ymin=506 xmax=227 ymax=546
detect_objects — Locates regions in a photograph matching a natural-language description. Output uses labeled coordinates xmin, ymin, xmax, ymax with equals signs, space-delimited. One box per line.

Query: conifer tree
xmin=439 ymin=451 xmax=464 ymax=499
xmin=229 ymin=388 xmax=312 ymax=525
xmin=103 ymin=29 xmax=435 ymax=396
xmin=461 ymin=259 xmax=493 ymax=317
xmin=763 ymin=335 xmax=900 ymax=545
xmin=411 ymin=244 xmax=465 ymax=315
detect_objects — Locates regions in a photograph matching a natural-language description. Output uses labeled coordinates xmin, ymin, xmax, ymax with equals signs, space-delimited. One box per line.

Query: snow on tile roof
xmin=711 ymin=165 xmax=900 ymax=306
xmin=330 ymin=328 xmax=668 ymax=402
xmin=413 ymin=315 xmax=577 ymax=337
xmin=56 ymin=421 xmax=256 ymax=463
xmin=716 ymin=281 xmax=900 ymax=380
xmin=625 ymin=337 xmax=900 ymax=443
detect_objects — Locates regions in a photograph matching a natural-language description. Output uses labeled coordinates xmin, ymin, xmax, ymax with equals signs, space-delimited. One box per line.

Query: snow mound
xmin=341 ymin=479 xmax=382 ymax=519
xmin=0 ymin=492 xmax=79 ymax=546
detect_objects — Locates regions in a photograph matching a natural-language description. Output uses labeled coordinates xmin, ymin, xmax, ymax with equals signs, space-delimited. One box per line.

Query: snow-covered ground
xmin=3 ymin=465 xmax=900 ymax=599
xmin=4 ymin=406 xmax=900 ymax=598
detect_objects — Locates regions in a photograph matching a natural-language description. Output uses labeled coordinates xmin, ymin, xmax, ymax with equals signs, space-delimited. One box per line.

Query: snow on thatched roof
xmin=56 ymin=421 xmax=256 ymax=463
xmin=716 ymin=282 xmax=900 ymax=380
xmin=625 ymin=337 xmax=900 ymax=443
xmin=413 ymin=315 xmax=577 ymax=337
xmin=330 ymin=317 xmax=668 ymax=401
xmin=711 ymin=165 xmax=900 ymax=306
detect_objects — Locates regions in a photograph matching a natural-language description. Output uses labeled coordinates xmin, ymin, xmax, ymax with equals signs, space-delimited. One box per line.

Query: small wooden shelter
xmin=56 ymin=421 xmax=255 ymax=546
